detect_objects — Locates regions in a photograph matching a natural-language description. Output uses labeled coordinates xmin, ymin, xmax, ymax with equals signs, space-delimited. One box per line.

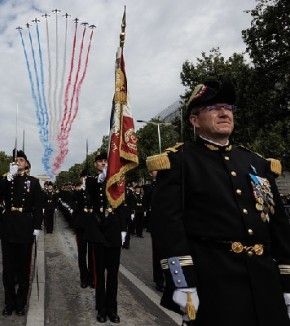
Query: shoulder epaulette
xmin=146 ymin=153 xmax=170 ymax=172
xmin=238 ymin=145 xmax=282 ymax=176
xmin=266 ymin=158 xmax=282 ymax=176
xmin=164 ymin=142 xmax=184 ymax=153
xmin=146 ymin=143 xmax=184 ymax=172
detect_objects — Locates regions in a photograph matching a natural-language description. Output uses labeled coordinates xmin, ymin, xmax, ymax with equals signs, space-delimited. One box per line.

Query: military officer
xmin=84 ymin=151 xmax=127 ymax=324
xmin=148 ymin=76 xmax=290 ymax=326
xmin=0 ymin=150 xmax=43 ymax=316
xmin=43 ymin=181 xmax=58 ymax=234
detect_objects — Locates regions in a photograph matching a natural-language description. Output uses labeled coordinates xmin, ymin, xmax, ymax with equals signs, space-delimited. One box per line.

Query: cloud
xmin=0 ymin=0 xmax=256 ymax=176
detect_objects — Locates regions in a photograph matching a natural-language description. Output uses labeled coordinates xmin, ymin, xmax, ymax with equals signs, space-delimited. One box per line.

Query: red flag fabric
xmin=106 ymin=47 xmax=138 ymax=208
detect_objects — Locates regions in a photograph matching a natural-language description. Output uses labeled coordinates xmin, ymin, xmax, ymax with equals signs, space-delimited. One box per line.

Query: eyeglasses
xmin=199 ymin=104 xmax=237 ymax=113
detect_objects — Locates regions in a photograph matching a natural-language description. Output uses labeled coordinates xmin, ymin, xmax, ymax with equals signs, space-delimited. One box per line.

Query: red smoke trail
xmin=66 ymin=29 xmax=93 ymax=135
xmin=63 ymin=26 xmax=87 ymax=137
xmin=53 ymin=27 xmax=89 ymax=173
xmin=59 ymin=23 xmax=78 ymax=140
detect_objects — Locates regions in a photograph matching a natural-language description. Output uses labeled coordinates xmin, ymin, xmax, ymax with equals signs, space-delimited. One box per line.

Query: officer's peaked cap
xmin=186 ymin=76 xmax=236 ymax=115
xmin=95 ymin=151 xmax=107 ymax=161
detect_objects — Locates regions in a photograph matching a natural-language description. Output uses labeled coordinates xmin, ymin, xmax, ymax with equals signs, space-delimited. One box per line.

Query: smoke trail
xmin=51 ymin=11 xmax=60 ymax=147
xmin=44 ymin=15 xmax=53 ymax=148
xmin=59 ymin=22 xmax=78 ymax=139
xmin=53 ymin=27 xmax=92 ymax=173
xmin=35 ymin=22 xmax=53 ymax=175
xmin=19 ymin=31 xmax=40 ymax=126
xmin=56 ymin=16 xmax=69 ymax=139
xmin=63 ymin=25 xmax=87 ymax=136
xmin=67 ymin=29 xmax=94 ymax=134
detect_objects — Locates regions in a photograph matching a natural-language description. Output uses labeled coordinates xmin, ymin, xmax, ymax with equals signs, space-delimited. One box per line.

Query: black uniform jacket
xmin=0 ymin=174 xmax=43 ymax=243
xmin=151 ymin=138 xmax=290 ymax=326
xmin=84 ymin=176 xmax=126 ymax=247
xmin=72 ymin=187 xmax=95 ymax=230
xmin=43 ymin=190 xmax=58 ymax=210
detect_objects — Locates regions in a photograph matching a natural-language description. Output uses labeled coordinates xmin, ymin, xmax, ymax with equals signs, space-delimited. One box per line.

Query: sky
xmin=0 ymin=0 xmax=257 ymax=177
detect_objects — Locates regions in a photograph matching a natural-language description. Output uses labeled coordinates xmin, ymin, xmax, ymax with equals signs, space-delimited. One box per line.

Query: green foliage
xmin=0 ymin=151 xmax=12 ymax=176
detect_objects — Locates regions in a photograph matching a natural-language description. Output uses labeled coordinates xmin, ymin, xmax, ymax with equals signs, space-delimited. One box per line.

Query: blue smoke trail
xmin=19 ymin=31 xmax=40 ymax=126
xmin=28 ymin=28 xmax=52 ymax=175
xmin=35 ymin=23 xmax=53 ymax=176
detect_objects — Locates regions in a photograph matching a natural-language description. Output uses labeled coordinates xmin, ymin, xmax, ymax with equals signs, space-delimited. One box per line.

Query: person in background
xmin=144 ymin=170 xmax=165 ymax=292
xmin=43 ymin=181 xmax=58 ymax=234
xmin=0 ymin=150 xmax=43 ymax=317
xmin=131 ymin=185 xmax=146 ymax=238
xmin=148 ymin=76 xmax=290 ymax=326
xmin=72 ymin=172 xmax=94 ymax=289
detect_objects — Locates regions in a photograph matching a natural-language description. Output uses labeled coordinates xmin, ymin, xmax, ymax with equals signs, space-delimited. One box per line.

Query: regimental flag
xmin=106 ymin=10 xmax=138 ymax=208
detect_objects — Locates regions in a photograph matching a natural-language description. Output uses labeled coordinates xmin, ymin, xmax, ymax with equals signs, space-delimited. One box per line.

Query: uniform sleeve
xmin=267 ymin=168 xmax=290 ymax=292
xmin=151 ymin=152 xmax=196 ymax=290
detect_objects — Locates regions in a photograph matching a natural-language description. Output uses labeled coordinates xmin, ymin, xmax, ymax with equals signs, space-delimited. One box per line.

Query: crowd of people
xmin=0 ymin=75 xmax=290 ymax=326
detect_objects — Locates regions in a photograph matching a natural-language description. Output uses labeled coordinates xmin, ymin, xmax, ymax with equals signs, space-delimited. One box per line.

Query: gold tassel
xmin=186 ymin=291 xmax=196 ymax=320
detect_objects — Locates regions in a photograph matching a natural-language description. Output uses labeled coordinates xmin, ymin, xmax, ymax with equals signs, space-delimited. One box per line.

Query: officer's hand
xmin=33 ymin=229 xmax=40 ymax=241
xmin=284 ymin=293 xmax=290 ymax=318
xmin=98 ymin=165 xmax=107 ymax=183
xmin=7 ymin=163 xmax=18 ymax=181
xmin=173 ymin=288 xmax=199 ymax=320
xmin=131 ymin=213 xmax=135 ymax=220
xmin=121 ymin=231 xmax=127 ymax=245
xmin=144 ymin=211 xmax=146 ymax=217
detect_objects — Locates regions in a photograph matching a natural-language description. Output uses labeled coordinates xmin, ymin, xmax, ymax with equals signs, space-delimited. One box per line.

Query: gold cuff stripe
xmin=160 ymin=255 xmax=193 ymax=270
xmin=278 ymin=265 xmax=290 ymax=274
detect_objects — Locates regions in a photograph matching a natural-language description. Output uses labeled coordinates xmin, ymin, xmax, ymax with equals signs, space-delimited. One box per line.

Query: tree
xmin=0 ymin=151 xmax=12 ymax=176
xmin=242 ymin=0 xmax=290 ymax=168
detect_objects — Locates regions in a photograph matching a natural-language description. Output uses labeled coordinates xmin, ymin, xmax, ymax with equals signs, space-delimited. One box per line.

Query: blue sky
xmin=0 ymin=0 xmax=256 ymax=176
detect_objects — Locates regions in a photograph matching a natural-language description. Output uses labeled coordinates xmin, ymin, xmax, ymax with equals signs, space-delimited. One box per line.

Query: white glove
xmin=81 ymin=177 xmax=86 ymax=190
xmin=284 ymin=293 xmax=290 ymax=318
xmin=173 ymin=288 xmax=199 ymax=319
xmin=121 ymin=231 xmax=127 ymax=245
xmin=33 ymin=229 xmax=40 ymax=240
xmin=70 ymin=209 xmax=73 ymax=214
xmin=7 ymin=163 xmax=18 ymax=181
xmin=144 ymin=211 xmax=146 ymax=217
xmin=98 ymin=165 xmax=107 ymax=183
xmin=131 ymin=213 xmax=135 ymax=220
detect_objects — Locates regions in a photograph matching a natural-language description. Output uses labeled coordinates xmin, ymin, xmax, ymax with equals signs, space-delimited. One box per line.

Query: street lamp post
xmin=137 ymin=120 xmax=170 ymax=154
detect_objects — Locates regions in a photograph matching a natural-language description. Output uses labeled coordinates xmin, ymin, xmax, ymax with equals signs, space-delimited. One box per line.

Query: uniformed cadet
xmin=84 ymin=151 xmax=126 ymax=324
xmin=72 ymin=173 xmax=94 ymax=289
xmin=148 ymin=76 xmax=290 ymax=326
xmin=0 ymin=150 xmax=43 ymax=317
xmin=43 ymin=181 xmax=58 ymax=234
xmin=131 ymin=185 xmax=146 ymax=238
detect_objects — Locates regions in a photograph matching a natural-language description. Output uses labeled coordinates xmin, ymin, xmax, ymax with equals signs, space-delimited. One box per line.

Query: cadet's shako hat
xmin=13 ymin=149 xmax=28 ymax=161
xmin=186 ymin=76 xmax=236 ymax=115
xmin=94 ymin=151 xmax=107 ymax=161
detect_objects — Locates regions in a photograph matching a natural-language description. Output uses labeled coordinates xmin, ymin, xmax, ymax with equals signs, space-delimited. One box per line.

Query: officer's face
xmin=189 ymin=103 xmax=234 ymax=144
xmin=95 ymin=159 xmax=107 ymax=173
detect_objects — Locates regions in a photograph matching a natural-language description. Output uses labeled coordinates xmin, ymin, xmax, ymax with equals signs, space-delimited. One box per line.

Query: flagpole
xmin=120 ymin=6 xmax=126 ymax=48
xmin=14 ymin=104 xmax=19 ymax=162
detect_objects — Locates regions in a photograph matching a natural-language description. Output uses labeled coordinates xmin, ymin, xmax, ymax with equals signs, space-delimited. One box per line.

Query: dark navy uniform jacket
xmin=150 ymin=137 xmax=290 ymax=326
xmin=0 ymin=174 xmax=43 ymax=243
xmin=84 ymin=176 xmax=127 ymax=247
